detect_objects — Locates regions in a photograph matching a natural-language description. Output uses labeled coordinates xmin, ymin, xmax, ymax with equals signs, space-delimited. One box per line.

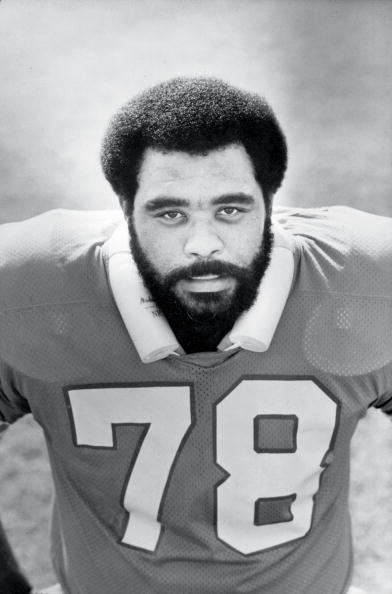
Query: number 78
xmin=67 ymin=379 xmax=338 ymax=555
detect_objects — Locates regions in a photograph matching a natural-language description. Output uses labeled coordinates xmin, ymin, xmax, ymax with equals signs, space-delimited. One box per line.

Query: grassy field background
xmin=0 ymin=1 xmax=391 ymax=591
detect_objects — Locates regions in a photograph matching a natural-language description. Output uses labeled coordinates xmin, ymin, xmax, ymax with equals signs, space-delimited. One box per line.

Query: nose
xmin=184 ymin=221 xmax=224 ymax=259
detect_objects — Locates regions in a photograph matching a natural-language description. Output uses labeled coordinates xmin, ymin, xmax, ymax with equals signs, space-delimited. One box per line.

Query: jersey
xmin=0 ymin=206 xmax=391 ymax=594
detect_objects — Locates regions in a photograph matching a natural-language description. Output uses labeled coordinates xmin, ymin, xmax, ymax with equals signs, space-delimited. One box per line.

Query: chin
xmin=176 ymin=288 xmax=235 ymax=316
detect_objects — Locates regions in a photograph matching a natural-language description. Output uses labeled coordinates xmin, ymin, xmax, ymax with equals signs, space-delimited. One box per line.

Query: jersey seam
xmin=0 ymin=300 xmax=112 ymax=313
xmin=294 ymin=289 xmax=392 ymax=300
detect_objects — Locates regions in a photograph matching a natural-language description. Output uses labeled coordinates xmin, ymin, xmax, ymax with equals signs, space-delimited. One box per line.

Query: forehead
xmin=135 ymin=143 xmax=259 ymax=202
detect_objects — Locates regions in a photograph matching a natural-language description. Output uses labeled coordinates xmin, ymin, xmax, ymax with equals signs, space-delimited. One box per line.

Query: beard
xmin=127 ymin=217 xmax=273 ymax=353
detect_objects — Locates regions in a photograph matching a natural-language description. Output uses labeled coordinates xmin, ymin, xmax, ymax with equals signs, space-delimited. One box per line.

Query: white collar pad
xmin=104 ymin=219 xmax=294 ymax=363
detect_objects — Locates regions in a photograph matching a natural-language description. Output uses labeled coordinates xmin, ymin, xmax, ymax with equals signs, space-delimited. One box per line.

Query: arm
xmin=0 ymin=422 xmax=32 ymax=594
xmin=0 ymin=518 xmax=32 ymax=594
xmin=0 ymin=227 xmax=44 ymax=594
xmin=0 ymin=388 xmax=33 ymax=594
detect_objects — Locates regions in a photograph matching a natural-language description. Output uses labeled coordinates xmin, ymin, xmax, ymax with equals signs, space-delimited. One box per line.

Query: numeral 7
xmin=67 ymin=385 xmax=192 ymax=551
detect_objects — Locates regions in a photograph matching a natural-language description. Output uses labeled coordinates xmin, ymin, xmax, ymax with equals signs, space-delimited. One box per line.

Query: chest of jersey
xmin=63 ymin=372 xmax=341 ymax=556
xmin=5 ymin=295 xmax=378 ymax=593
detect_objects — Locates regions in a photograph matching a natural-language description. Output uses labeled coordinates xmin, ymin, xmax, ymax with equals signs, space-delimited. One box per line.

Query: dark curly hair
xmin=101 ymin=77 xmax=287 ymax=212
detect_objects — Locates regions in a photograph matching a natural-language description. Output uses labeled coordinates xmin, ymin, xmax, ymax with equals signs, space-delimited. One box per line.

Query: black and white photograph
xmin=0 ymin=2 xmax=391 ymax=593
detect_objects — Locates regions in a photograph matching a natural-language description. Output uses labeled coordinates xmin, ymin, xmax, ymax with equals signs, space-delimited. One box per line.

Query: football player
xmin=1 ymin=78 xmax=390 ymax=594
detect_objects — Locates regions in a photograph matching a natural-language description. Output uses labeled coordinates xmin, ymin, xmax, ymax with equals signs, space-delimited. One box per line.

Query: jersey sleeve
xmin=374 ymin=393 xmax=392 ymax=417
xmin=276 ymin=206 xmax=392 ymax=388
xmin=0 ymin=209 xmax=121 ymax=426
xmin=371 ymin=364 xmax=392 ymax=417
xmin=0 ymin=360 xmax=31 ymax=425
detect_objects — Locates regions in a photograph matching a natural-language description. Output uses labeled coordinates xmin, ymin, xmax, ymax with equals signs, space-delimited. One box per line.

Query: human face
xmin=130 ymin=144 xmax=267 ymax=316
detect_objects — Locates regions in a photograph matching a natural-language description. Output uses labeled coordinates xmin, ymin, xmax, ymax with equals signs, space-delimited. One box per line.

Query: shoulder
xmin=274 ymin=206 xmax=392 ymax=377
xmin=0 ymin=209 xmax=122 ymax=309
xmin=0 ymin=209 xmax=122 ymax=257
xmin=275 ymin=205 xmax=392 ymax=297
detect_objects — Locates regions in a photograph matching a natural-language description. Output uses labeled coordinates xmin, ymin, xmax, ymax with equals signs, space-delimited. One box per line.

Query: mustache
xmin=164 ymin=260 xmax=250 ymax=287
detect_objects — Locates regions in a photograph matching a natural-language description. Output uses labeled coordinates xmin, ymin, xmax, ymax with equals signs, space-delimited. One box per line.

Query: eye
xmin=217 ymin=206 xmax=241 ymax=217
xmin=160 ymin=211 xmax=186 ymax=223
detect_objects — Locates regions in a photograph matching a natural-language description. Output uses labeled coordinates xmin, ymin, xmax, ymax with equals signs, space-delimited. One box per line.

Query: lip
xmin=179 ymin=275 xmax=234 ymax=293
xmin=190 ymin=274 xmax=220 ymax=280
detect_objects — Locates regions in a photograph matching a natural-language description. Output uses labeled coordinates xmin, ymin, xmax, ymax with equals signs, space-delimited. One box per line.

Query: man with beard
xmin=0 ymin=78 xmax=389 ymax=594
xmin=124 ymin=143 xmax=274 ymax=355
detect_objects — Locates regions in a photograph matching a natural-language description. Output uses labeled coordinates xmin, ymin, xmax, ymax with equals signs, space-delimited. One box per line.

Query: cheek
xmin=226 ymin=221 xmax=263 ymax=265
xmin=138 ymin=226 xmax=183 ymax=275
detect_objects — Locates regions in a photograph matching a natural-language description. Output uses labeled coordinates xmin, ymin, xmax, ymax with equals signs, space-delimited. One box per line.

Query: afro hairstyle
xmin=101 ymin=77 xmax=287 ymax=212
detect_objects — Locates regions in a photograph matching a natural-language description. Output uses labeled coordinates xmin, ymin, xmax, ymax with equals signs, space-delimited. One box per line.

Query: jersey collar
xmin=104 ymin=218 xmax=295 ymax=363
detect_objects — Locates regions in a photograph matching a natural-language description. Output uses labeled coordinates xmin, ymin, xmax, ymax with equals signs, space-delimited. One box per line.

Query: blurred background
xmin=0 ymin=0 xmax=391 ymax=591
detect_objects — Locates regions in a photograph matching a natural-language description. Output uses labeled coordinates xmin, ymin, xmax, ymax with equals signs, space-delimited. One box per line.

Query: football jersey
xmin=0 ymin=206 xmax=391 ymax=594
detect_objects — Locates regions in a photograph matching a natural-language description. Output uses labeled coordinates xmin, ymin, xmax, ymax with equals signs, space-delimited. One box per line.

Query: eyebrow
xmin=145 ymin=197 xmax=189 ymax=211
xmin=212 ymin=193 xmax=255 ymax=207
xmin=144 ymin=193 xmax=255 ymax=212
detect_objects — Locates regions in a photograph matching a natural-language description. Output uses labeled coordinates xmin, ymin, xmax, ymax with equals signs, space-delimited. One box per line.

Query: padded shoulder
xmin=275 ymin=206 xmax=392 ymax=298
xmin=0 ymin=209 xmax=122 ymax=309
xmin=274 ymin=206 xmax=392 ymax=377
